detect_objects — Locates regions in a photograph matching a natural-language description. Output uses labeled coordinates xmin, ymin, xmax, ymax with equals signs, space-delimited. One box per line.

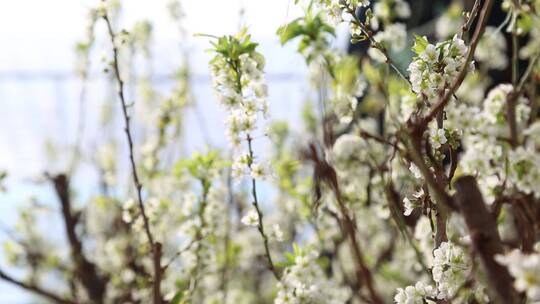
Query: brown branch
xmin=50 ymin=174 xmax=107 ymax=303
xmin=0 ymin=268 xmax=78 ymax=304
xmin=447 ymin=148 xmax=458 ymax=186
xmin=453 ymin=176 xmax=519 ymax=304
xmin=460 ymin=0 xmax=481 ymax=37
xmin=302 ymin=144 xmax=382 ymax=304
xmin=403 ymin=131 xmax=457 ymax=211
xmin=101 ymin=11 xmax=162 ymax=304
xmin=433 ymin=110 xmax=448 ymax=248
xmin=332 ymin=184 xmax=383 ymax=304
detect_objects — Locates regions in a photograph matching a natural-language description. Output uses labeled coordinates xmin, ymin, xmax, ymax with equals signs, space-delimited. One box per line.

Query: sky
xmin=0 ymin=0 xmax=344 ymax=302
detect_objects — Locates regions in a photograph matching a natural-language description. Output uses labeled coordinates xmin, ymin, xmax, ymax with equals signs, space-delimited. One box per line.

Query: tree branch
xmin=50 ymin=174 xmax=107 ymax=303
xmin=101 ymin=10 xmax=162 ymax=304
xmin=0 ymin=268 xmax=77 ymax=304
xmin=453 ymin=176 xmax=519 ymax=304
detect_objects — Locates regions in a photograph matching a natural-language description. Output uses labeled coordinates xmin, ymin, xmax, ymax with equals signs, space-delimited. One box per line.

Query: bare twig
xmin=460 ymin=0 xmax=482 ymax=38
xmin=344 ymin=6 xmax=409 ymax=85
xmin=247 ymin=134 xmax=280 ymax=280
xmin=101 ymin=10 xmax=162 ymax=304
xmin=161 ymin=239 xmax=196 ymax=273
xmin=332 ymin=180 xmax=383 ymax=304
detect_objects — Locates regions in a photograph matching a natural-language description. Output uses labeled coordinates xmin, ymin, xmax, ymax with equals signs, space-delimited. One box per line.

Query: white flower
xmin=403 ymin=197 xmax=415 ymax=216
xmin=430 ymin=128 xmax=447 ymax=149
xmin=394 ymin=281 xmax=437 ymax=304
xmin=240 ymin=209 xmax=259 ymax=227
xmin=475 ymin=27 xmax=508 ymax=70
xmin=420 ymin=44 xmax=438 ymax=63
xmin=208 ymin=30 xmax=269 ymax=150
xmin=403 ymin=189 xmax=423 ymax=216
xmin=275 ymin=249 xmax=350 ymax=304
xmin=409 ymin=163 xmax=423 ymax=180
xmin=270 ymin=224 xmax=285 ymax=242
xmin=369 ymin=23 xmax=407 ymax=63
xmin=250 ymin=163 xmax=265 ymax=179
xmin=332 ymin=134 xmax=366 ymax=164
xmin=508 ymin=147 xmax=540 ymax=197
xmin=122 ymin=199 xmax=136 ymax=223
xmin=496 ymin=250 xmax=540 ymax=301
xmin=432 ymin=242 xmax=470 ymax=299
xmin=395 ymin=0 xmax=411 ymax=18
xmin=409 ymin=36 xmax=471 ymax=101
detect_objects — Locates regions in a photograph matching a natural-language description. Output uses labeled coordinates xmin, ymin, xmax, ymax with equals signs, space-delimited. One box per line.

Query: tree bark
xmin=454 ymin=176 xmax=519 ymax=304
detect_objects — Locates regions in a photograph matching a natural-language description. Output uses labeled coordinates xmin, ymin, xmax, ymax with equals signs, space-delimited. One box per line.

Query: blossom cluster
xmin=275 ymin=249 xmax=351 ymax=304
xmin=496 ymin=248 xmax=540 ymax=301
xmin=6 ymin=1 xmax=540 ymax=304
xmin=408 ymin=35 xmax=473 ymax=102
xmin=432 ymin=242 xmax=470 ymax=299
xmin=394 ymin=281 xmax=437 ymax=304
xmin=209 ymin=29 xmax=269 ymax=179
xmin=209 ymin=32 xmax=268 ymax=147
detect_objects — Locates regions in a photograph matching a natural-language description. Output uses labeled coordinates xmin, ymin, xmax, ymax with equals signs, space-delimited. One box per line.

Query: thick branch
xmin=51 ymin=174 xmax=107 ymax=303
xmin=454 ymin=176 xmax=519 ymax=304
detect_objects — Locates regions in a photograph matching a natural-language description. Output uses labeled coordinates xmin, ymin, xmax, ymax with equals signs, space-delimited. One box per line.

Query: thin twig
xmin=162 ymin=239 xmax=197 ymax=272
xmin=459 ymin=0 xmax=482 ymax=38
xmin=228 ymin=57 xmax=280 ymax=280
xmin=0 ymin=268 xmax=77 ymax=304
xmin=345 ymin=5 xmax=410 ymax=85
xmin=101 ymin=10 xmax=162 ymax=304
xmin=247 ymin=134 xmax=280 ymax=280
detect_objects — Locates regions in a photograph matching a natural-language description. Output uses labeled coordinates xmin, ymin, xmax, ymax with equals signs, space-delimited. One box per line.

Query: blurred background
xmin=1 ymin=0 xmax=506 ymax=302
xmin=0 ymin=0 xmax=353 ymax=301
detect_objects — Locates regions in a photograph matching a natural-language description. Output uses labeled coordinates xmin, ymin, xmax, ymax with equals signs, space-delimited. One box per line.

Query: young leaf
xmin=412 ymin=34 xmax=429 ymax=55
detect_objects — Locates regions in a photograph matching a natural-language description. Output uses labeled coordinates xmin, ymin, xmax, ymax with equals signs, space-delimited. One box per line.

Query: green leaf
xmin=277 ymin=19 xmax=304 ymax=44
xmin=412 ymin=34 xmax=429 ymax=55
xmin=170 ymin=291 xmax=184 ymax=304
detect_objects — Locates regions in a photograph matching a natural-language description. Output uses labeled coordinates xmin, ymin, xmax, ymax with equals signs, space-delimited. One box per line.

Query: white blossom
xmin=275 ymin=250 xmax=350 ymax=304
xmin=475 ymin=27 xmax=508 ymax=70
xmin=432 ymin=242 xmax=470 ymax=299
xmin=240 ymin=209 xmax=259 ymax=227
xmin=408 ymin=36 xmax=473 ymax=102
xmin=394 ymin=281 xmax=437 ymax=304
xmin=409 ymin=163 xmax=423 ymax=180
xmin=429 ymin=128 xmax=448 ymax=149
xmin=496 ymin=250 xmax=540 ymax=301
